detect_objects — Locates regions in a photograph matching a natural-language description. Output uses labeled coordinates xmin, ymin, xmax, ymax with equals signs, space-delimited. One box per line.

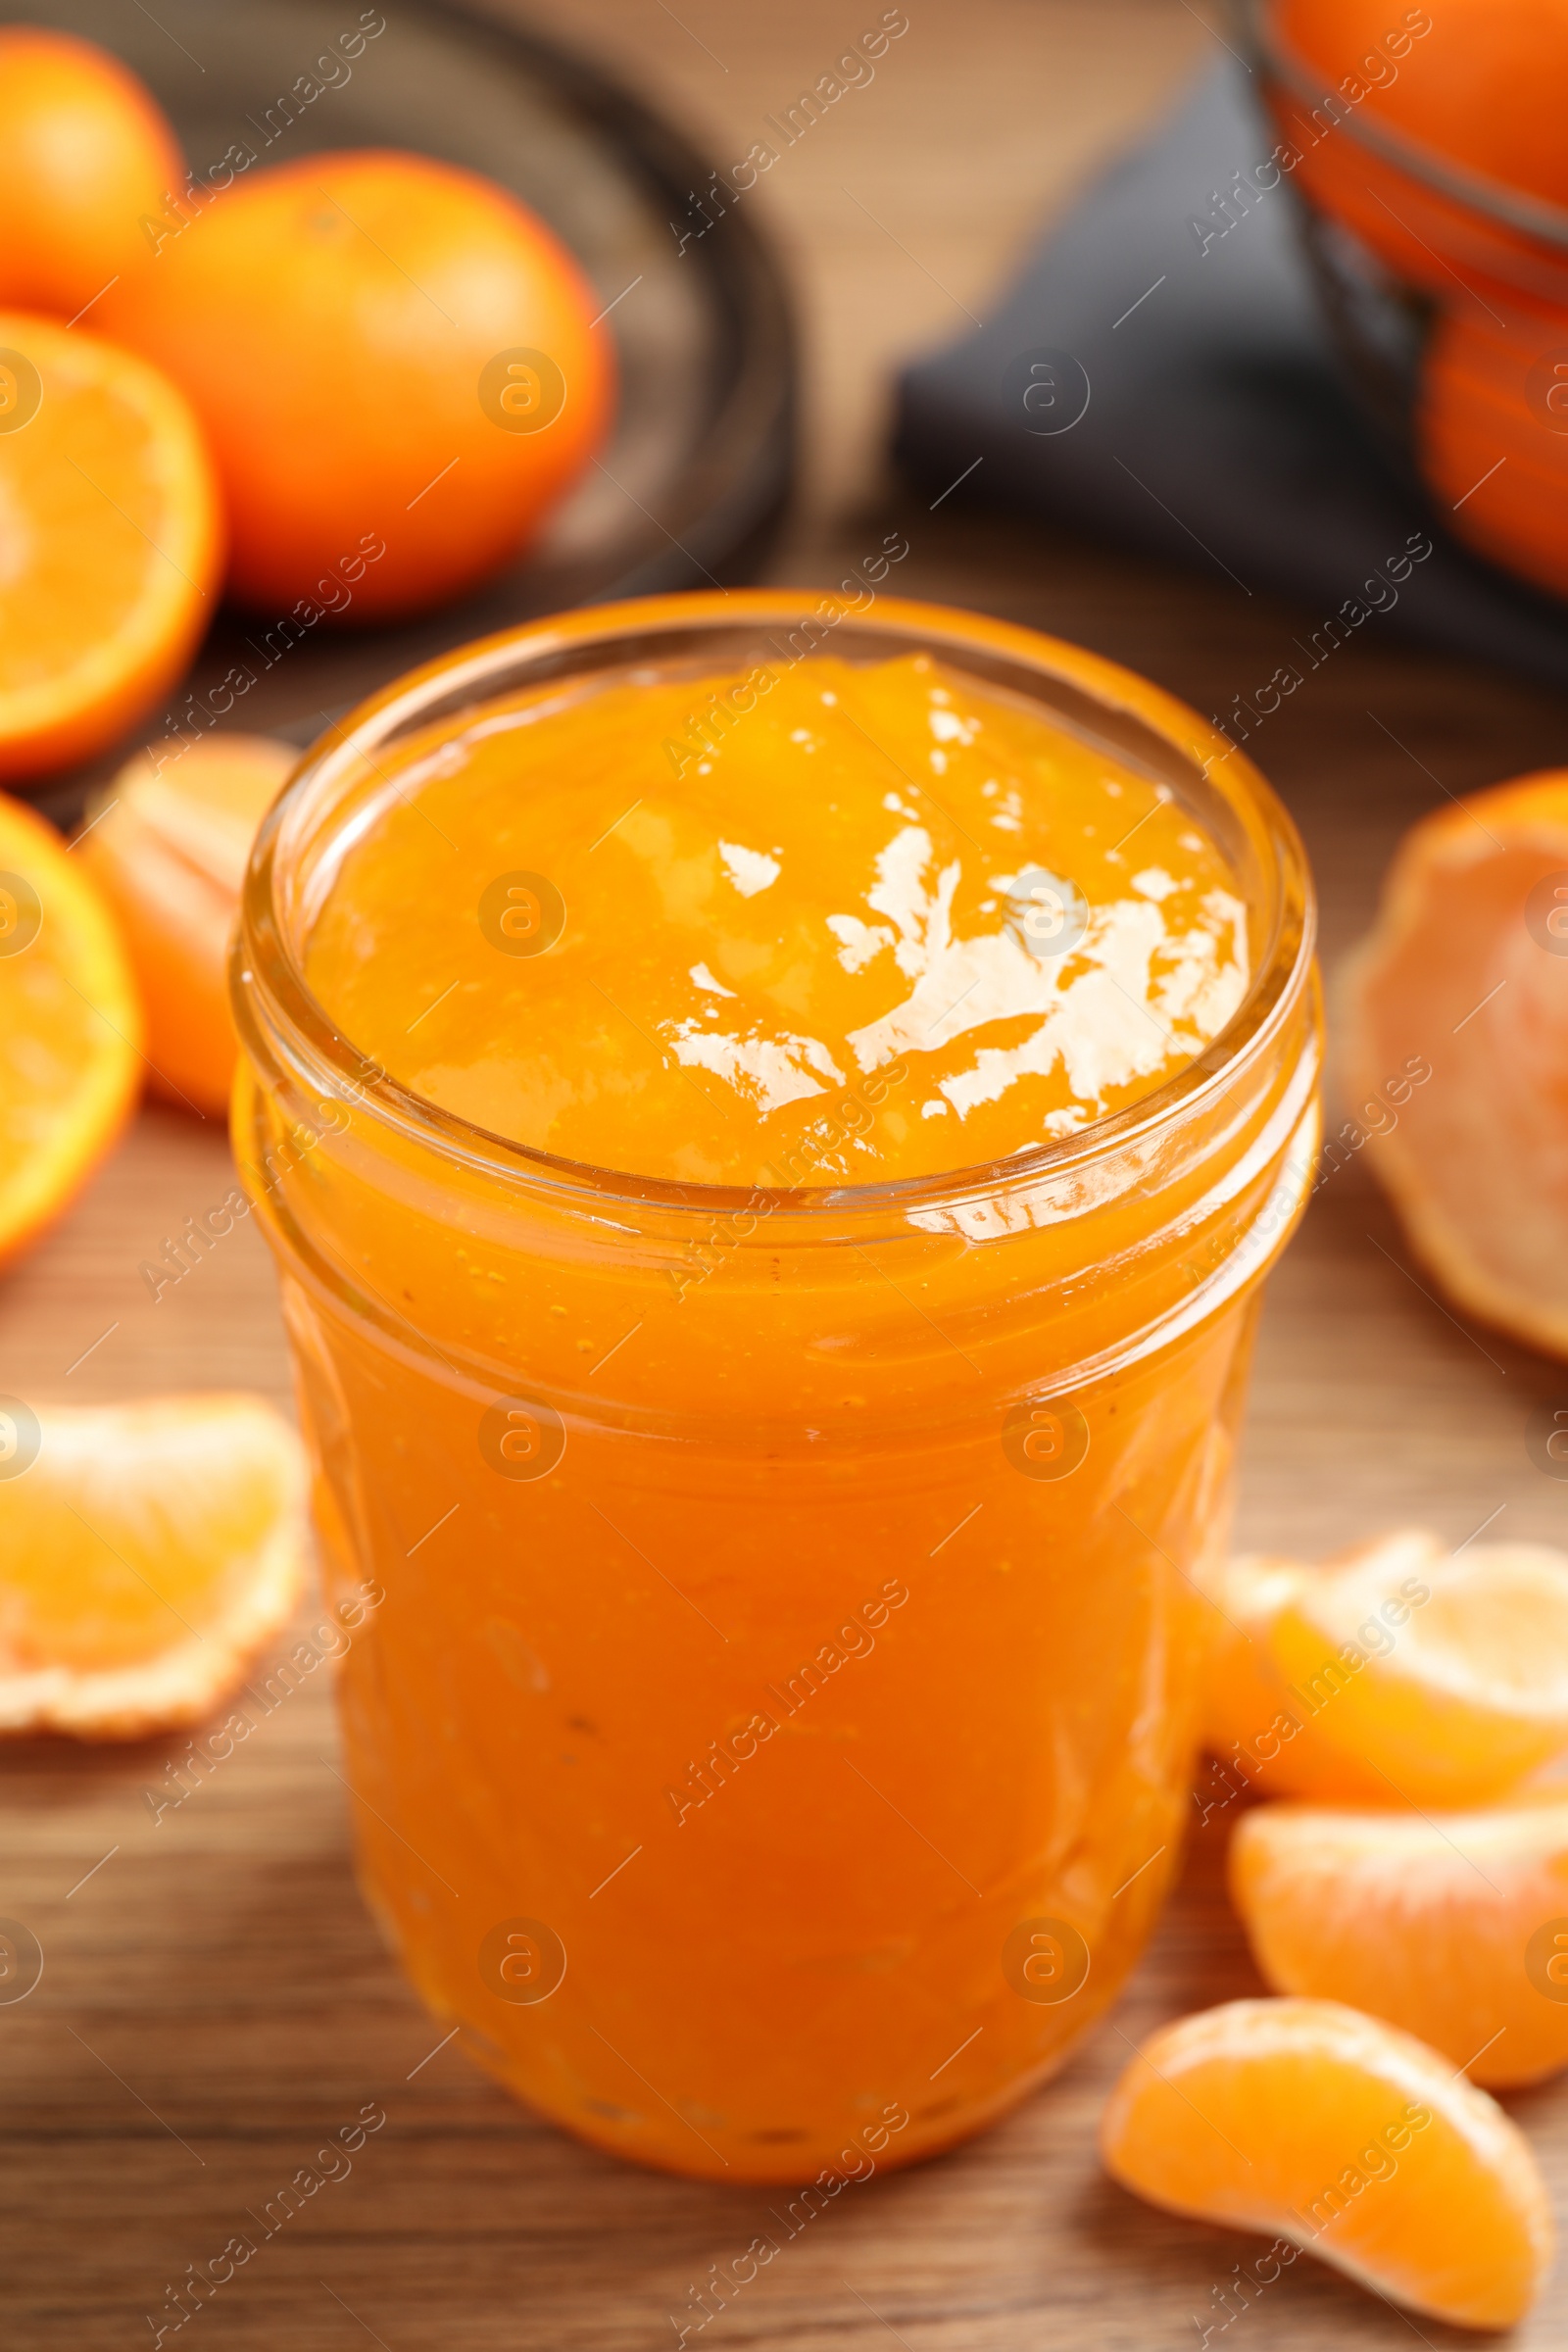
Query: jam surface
xmin=307 ymin=652 xmax=1250 ymax=1184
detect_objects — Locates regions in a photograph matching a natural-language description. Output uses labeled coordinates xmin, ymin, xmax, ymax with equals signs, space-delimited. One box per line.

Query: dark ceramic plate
xmin=7 ymin=0 xmax=796 ymax=815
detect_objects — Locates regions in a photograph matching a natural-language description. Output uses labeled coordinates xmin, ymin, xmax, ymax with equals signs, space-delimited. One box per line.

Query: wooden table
xmin=7 ymin=5 xmax=1568 ymax=2345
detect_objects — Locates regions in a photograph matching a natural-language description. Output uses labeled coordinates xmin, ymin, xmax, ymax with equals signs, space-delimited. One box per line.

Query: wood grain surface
xmin=7 ymin=5 xmax=1568 ymax=2347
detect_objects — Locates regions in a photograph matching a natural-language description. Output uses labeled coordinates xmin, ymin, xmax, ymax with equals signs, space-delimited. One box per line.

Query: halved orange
xmin=1102 ymin=1997 xmax=1553 ymax=2328
xmin=1348 ymin=768 xmax=1568 ymax=1357
xmin=0 ymin=1394 xmax=306 ymax=1740
xmin=1233 ymin=1795 xmax=1568 ymax=2087
xmin=0 ymin=310 xmax=221 ymax=780
xmin=78 ymin=733 xmax=296 ymax=1115
xmin=1268 ymin=1535 xmax=1568 ymax=1806
xmin=0 ymin=790 xmax=142 ymax=1267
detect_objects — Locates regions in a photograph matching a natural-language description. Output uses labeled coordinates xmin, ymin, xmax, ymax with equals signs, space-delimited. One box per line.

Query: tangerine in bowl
xmin=1252 ymin=0 xmax=1568 ymax=604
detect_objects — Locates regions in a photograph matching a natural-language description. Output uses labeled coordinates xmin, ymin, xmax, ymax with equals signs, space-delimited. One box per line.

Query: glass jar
xmin=232 ymin=590 xmax=1320 ymax=2183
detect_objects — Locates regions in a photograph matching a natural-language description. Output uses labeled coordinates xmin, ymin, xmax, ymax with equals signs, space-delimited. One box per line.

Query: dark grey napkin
xmin=894 ymin=67 xmax=1568 ymax=692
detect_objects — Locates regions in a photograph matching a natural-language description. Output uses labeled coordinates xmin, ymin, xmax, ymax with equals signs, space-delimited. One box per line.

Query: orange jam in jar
xmin=234 ymin=592 xmax=1319 ymax=2182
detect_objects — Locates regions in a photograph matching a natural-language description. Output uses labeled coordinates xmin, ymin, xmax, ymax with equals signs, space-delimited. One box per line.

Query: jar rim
xmin=234 ymin=588 xmax=1316 ymax=1220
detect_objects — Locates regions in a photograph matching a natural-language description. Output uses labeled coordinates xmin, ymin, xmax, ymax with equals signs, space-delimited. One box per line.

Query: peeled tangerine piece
xmin=78 ymin=734 xmax=297 ymax=1118
xmin=1234 ymin=1796 xmax=1568 ymax=2089
xmin=0 ymin=1396 xmax=306 ymax=1740
xmin=1203 ymin=1529 xmax=1568 ymax=1807
xmin=1201 ymin=1549 xmax=1402 ymax=1803
xmin=1101 ymin=1999 xmax=1553 ymax=2330
xmin=1346 ymin=767 xmax=1568 ymax=1360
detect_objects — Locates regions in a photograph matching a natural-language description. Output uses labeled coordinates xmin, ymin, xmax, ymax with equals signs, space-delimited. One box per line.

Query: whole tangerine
xmin=1271 ymin=0 xmax=1568 ymax=210
xmin=1416 ymin=303 xmax=1568 ymax=599
xmin=0 ymin=27 xmax=183 ymax=321
xmin=102 ymin=149 xmax=615 ymax=622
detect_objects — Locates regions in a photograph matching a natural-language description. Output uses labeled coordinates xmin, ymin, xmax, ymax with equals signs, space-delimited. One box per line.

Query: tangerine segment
xmin=0 ymin=790 xmax=142 ymax=1266
xmin=1201 ymin=1544 xmax=1430 ymax=1803
xmin=1348 ymin=768 xmax=1568 ymax=1358
xmin=0 ymin=1395 xmax=306 ymax=1740
xmin=79 ymin=734 xmax=296 ymax=1115
xmin=1101 ymin=1998 xmax=1552 ymax=2329
xmin=0 ymin=28 xmax=183 ymax=319
xmin=1270 ymin=1539 xmax=1568 ymax=1805
xmin=1233 ymin=1797 xmax=1568 ymax=2088
xmin=0 ymin=311 xmax=222 ymax=779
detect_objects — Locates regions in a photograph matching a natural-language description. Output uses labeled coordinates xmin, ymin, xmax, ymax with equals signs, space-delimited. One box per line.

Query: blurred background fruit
xmin=0 ymin=1393 xmax=305 ymax=1739
xmin=1347 ymin=768 xmax=1568 ymax=1356
xmin=1262 ymin=0 xmax=1568 ymax=300
xmin=78 ymin=733 xmax=296 ymax=1116
xmin=0 ymin=24 xmax=182 ymax=320
xmin=0 ymin=310 xmax=222 ymax=779
xmin=1416 ymin=304 xmax=1568 ymax=599
xmin=0 ymin=788 xmax=141 ymax=1269
xmin=1271 ymin=0 xmax=1568 ymax=217
xmin=99 ymin=148 xmax=615 ymax=621
xmin=1257 ymin=0 xmax=1568 ymax=603
xmin=0 ymin=10 xmax=794 ymax=807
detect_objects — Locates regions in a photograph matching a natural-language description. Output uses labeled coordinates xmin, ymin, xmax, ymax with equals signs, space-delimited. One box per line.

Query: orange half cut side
xmin=0 ymin=310 xmax=221 ymax=780
xmin=0 ymin=789 xmax=142 ymax=1266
